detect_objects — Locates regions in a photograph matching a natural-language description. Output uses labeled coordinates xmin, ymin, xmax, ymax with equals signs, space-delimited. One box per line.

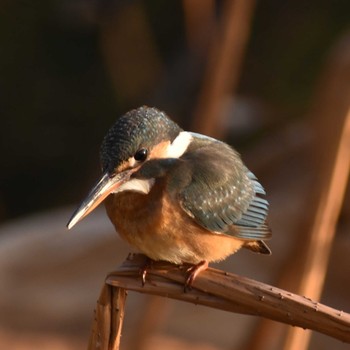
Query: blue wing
xmin=177 ymin=135 xmax=271 ymax=241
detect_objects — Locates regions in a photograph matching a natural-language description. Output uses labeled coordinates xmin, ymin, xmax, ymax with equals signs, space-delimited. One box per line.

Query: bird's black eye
xmin=134 ymin=148 xmax=148 ymax=162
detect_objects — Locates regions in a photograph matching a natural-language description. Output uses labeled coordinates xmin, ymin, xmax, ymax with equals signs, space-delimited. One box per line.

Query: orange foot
xmin=184 ymin=260 xmax=208 ymax=291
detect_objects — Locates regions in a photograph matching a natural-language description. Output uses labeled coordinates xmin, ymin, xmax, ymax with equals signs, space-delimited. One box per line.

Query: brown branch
xmin=110 ymin=287 xmax=127 ymax=350
xmin=88 ymin=284 xmax=112 ymax=349
xmin=89 ymin=254 xmax=350 ymax=350
xmin=88 ymin=284 xmax=127 ymax=350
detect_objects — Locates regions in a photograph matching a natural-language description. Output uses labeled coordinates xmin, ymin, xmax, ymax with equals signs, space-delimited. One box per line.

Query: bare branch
xmin=103 ymin=255 xmax=350 ymax=345
xmin=88 ymin=284 xmax=112 ymax=349
xmin=88 ymin=284 xmax=127 ymax=350
xmin=110 ymin=287 xmax=127 ymax=350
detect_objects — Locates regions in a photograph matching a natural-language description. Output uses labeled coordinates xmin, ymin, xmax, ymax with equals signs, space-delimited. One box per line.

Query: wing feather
xmin=177 ymin=135 xmax=271 ymax=241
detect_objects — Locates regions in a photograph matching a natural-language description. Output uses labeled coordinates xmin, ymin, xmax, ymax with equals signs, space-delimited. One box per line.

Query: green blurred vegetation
xmin=0 ymin=0 xmax=349 ymax=221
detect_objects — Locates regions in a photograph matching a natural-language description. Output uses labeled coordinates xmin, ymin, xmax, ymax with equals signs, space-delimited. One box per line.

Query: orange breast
xmin=104 ymin=179 xmax=245 ymax=264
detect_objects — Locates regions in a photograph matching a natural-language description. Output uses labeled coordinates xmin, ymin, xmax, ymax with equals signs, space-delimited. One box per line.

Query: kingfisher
xmin=67 ymin=106 xmax=271 ymax=286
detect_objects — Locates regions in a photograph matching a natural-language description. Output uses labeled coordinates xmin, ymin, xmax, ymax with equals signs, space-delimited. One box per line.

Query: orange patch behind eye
xmin=150 ymin=140 xmax=171 ymax=159
xmin=114 ymin=140 xmax=170 ymax=174
xmin=116 ymin=160 xmax=133 ymax=173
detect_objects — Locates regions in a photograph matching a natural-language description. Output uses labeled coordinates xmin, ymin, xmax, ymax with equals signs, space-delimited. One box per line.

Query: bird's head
xmin=67 ymin=106 xmax=190 ymax=229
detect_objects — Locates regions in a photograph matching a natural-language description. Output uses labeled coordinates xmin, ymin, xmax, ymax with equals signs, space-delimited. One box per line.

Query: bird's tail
xmin=243 ymin=240 xmax=271 ymax=255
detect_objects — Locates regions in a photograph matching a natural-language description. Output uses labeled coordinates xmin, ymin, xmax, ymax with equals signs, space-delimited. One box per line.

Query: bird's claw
xmin=141 ymin=267 xmax=147 ymax=286
xmin=139 ymin=258 xmax=154 ymax=286
xmin=184 ymin=260 xmax=208 ymax=292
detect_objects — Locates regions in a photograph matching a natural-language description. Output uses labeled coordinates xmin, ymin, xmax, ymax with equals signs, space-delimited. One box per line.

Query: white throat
xmin=112 ymin=178 xmax=155 ymax=195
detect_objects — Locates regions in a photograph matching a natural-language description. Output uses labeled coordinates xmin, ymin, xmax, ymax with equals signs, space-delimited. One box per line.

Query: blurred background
xmin=0 ymin=0 xmax=349 ymax=349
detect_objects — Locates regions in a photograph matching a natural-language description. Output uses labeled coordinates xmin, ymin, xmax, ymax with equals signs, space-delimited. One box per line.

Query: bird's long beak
xmin=67 ymin=170 xmax=131 ymax=229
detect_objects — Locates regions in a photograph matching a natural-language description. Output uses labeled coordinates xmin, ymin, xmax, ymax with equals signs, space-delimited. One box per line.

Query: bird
xmin=67 ymin=106 xmax=271 ymax=287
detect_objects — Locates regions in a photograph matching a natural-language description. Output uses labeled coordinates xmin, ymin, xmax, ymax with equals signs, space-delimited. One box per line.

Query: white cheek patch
xmin=113 ymin=131 xmax=192 ymax=195
xmin=113 ymin=178 xmax=155 ymax=195
xmin=165 ymin=131 xmax=193 ymax=158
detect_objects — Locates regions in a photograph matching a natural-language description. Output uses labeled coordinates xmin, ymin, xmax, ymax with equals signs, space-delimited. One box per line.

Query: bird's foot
xmin=184 ymin=260 xmax=208 ymax=292
xmin=139 ymin=257 xmax=154 ymax=286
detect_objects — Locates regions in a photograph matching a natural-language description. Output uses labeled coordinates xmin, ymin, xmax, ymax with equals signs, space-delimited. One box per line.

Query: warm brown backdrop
xmin=0 ymin=1 xmax=349 ymax=349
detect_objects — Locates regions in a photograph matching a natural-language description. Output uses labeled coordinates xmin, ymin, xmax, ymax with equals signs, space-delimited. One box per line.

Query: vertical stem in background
xmin=182 ymin=0 xmax=215 ymax=56
xmin=191 ymin=0 xmax=256 ymax=138
xmin=282 ymin=109 xmax=350 ymax=350
xmin=99 ymin=3 xmax=163 ymax=107
xmin=128 ymin=296 xmax=171 ymax=350
xmin=243 ymin=34 xmax=350 ymax=350
xmin=281 ymin=35 xmax=350 ymax=350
